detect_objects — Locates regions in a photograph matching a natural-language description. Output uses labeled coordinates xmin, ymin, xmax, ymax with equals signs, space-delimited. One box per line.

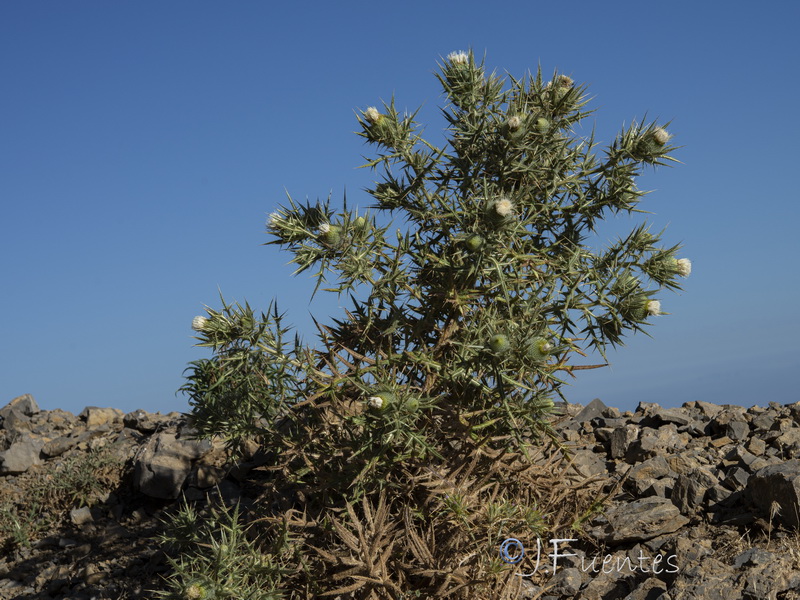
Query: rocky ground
xmin=2 ymin=393 xmax=800 ymax=599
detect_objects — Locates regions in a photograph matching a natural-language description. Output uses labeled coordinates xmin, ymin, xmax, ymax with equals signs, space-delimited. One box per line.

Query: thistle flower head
xmin=488 ymin=334 xmax=511 ymax=355
xmin=184 ymin=583 xmax=206 ymax=599
xmin=267 ymin=212 xmax=282 ymax=229
xmin=507 ymin=115 xmax=523 ymax=132
xmin=447 ymin=51 xmax=469 ymax=66
xmin=527 ymin=337 xmax=553 ymax=362
xmin=535 ymin=117 xmax=550 ymax=133
xmin=653 ymin=127 xmax=671 ymax=146
xmin=191 ymin=316 xmax=208 ymax=332
xmin=364 ymin=106 xmax=382 ymax=125
xmin=646 ymin=300 xmax=661 ymax=316
xmin=676 ymin=258 xmax=692 ymax=277
xmin=367 ymin=390 xmax=395 ymax=411
xmin=317 ymin=222 xmax=342 ymax=247
xmin=494 ymin=197 xmax=514 ymax=218
xmin=464 ymin=233 xmax=484 ymax=252
xmin=557 ymin=74 xmax=574 ymax=88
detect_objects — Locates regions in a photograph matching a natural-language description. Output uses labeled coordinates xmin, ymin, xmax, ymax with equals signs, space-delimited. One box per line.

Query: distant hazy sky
xmin=2 ymin=2 xmax=798 ymax=416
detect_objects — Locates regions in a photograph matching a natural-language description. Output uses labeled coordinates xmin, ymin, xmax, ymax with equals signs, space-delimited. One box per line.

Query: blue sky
xmin=2 ymin=2 xmax=798 ymax=417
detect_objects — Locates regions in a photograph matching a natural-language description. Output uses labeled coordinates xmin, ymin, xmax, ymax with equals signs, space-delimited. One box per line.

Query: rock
xmin=0 ymin=437 xmax=45 ymax=474
xmin=123 ymin=409 xmax=166 ymax=433
xmin=547 ymin=567 xmax=583 ymax=595
xmin=569 ymin=448 xmax=608 ymax=478
xmin=726 ymin=420 xmax=751 ymax=441
xmin=133 ymin=431 xmax=213 ymax=499
xmin=668 ymin=558 xmax=741 ymax=600
xmin=573 ymin=398 xmax=609 ymax=423
xmin=0 ymin=406 xmax=31 ymax=432
xmin=70 ymin=507 xmax=94 ymax=526
xmin=588 ymin=497 xmax=689 ymax=545
xmin=79 ymin=406 xmax=124 ymax=427
xmin=746 ymin=459 xmax=800 ymax=528
xmin=0 ymin=394 xmax=40 ymax=418
xmin=653 ymin=407 xmax=693 ymax=427
xmin=609 ymin=425 xmax=638 ymax=459
xmin=671 ymin=467 xmax=718 ymax=514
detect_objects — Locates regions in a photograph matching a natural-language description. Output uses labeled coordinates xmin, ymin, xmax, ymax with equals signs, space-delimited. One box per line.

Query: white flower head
xmin=267 ymin=212 xmax=282 ymax=229
xmin=447 ymin=51 xmax=469 ymax=66
xmin=191 ymin=316 xmax=208 ymax=332
xmin=507 ymin=115 xmax=523 ymax=131
xmin=185 ymin=584 xmax=204 ymax=600
xmin=367 ymin=396 xmax=383 ymax=409
xmin=495 ymin=197 xmax=514 ymax=217
xmin=318 ymin=223 xmax=331 ymax=234
xmin=541 ymin=341 xmax=554 ymax=353
xmin=364 ymin=106 xmax=382 ymax=125
xmin=653 ymin=127 xmax=671 ymax=146
xmin=676 ymin=258 xmax=692 ymax=277
xmin=646 ymin=300 xmax=661 ymax=316
xmin=557 ymin=74 xmax=574 ymax=88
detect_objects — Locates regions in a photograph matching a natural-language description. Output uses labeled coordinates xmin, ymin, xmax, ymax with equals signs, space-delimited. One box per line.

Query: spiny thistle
xmin=183 ymin=49 xmax=691 ymax=496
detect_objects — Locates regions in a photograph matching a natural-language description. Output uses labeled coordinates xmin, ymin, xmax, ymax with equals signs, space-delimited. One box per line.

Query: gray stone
xmin=671 ymin=467 xmax=718 ymax=514
xmin=70 ymin=507 xmax=94 ymax=526
xmin=726 ymin=420 xmax=751 ymax=441
xmin=668 ymin=558 xmax=741 ymax=600
xmin=641 ymin=478 xmax=673 ymax=498
xmin=547 ymin=567 xmax=582 ymax=595
xmin=746 ymin=437 xmax=766 ymax=456
xmin=653 ymin=407 xmax=693 ymax=426
xmin=751 ymin=412 xmax=777 ymax=432
xmin=79 ymin=406 xmax=123 ymax=427
xmin=610 ymin=425 xmax=638 ymax=459
xmin=588 ymin=497 xmax=689 ymax=545
xmin=133 ymin=431 xmax=213 ymax=499
xmin=0 ymin=437 xmax=44 ymax=474
xmin=569 ymin=448 xmax=608 ymax=477
xmin=123 ymin=409 xmax=165 ymax=433
xmin=733 ymin=548 xmax=777 ymax=568
xmin=629 ymin=455 xmax=673 ymax=482
xmin=0 ymin=407 xmax=31 ymax=431
xmin=694 ymin=400 xmax=723 ymax=418
xmin=747 ymin=459 xmax=800 ymax=529
xmin=723 ymin=467 xmax=750 ymax=490
xmin=42 ymin=435 xmax=78 ymax=458
xmin=0 ymin=394 xmax=40 ymax=418
xmin=574 ymin=398 xmax=609 ymax=423
xmin=625 ymin=577 xmax=670 ymax=600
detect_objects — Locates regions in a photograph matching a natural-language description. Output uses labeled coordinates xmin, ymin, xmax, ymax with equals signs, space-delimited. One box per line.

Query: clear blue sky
xmin=2 ymin=2 xmax=798 ymax=417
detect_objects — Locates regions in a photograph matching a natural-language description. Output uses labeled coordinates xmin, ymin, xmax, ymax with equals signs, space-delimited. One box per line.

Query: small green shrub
xmin=155 ymin=501 xmax=289 ymax=600
xmin=0 ymin=446 xmax=123 ymax=550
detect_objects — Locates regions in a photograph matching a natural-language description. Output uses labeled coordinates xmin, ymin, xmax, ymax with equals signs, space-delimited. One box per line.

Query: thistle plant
xmin=183 ymin=50 xmax=691 ymax=500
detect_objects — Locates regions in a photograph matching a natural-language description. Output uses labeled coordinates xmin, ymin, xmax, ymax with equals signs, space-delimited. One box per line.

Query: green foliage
xmin=156 ymin=502 xmax=289 ymax=600
xmin=0 ymin=446 xmax=123 ymax=550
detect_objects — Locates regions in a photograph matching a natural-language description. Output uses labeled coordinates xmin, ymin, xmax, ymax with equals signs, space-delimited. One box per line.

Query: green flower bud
xmin=354 ymin=216 xmax=367 ymax=229
xmin=318 ymin=223 xmax=342 ymax=247
xmin=526 ymin=337 xmax=553 ymax=362
xmin=404 ymin=397 xmax=420 ymax=412
xmin=539 ymin=397 xmax=555 ymax=411
xmin=488 ymin=334 xmax=511 ymax=355
xmin=535 ymin=117 xmax=550 ymax=133
xmin=464 ymin=233 xmax=484 ymax=252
